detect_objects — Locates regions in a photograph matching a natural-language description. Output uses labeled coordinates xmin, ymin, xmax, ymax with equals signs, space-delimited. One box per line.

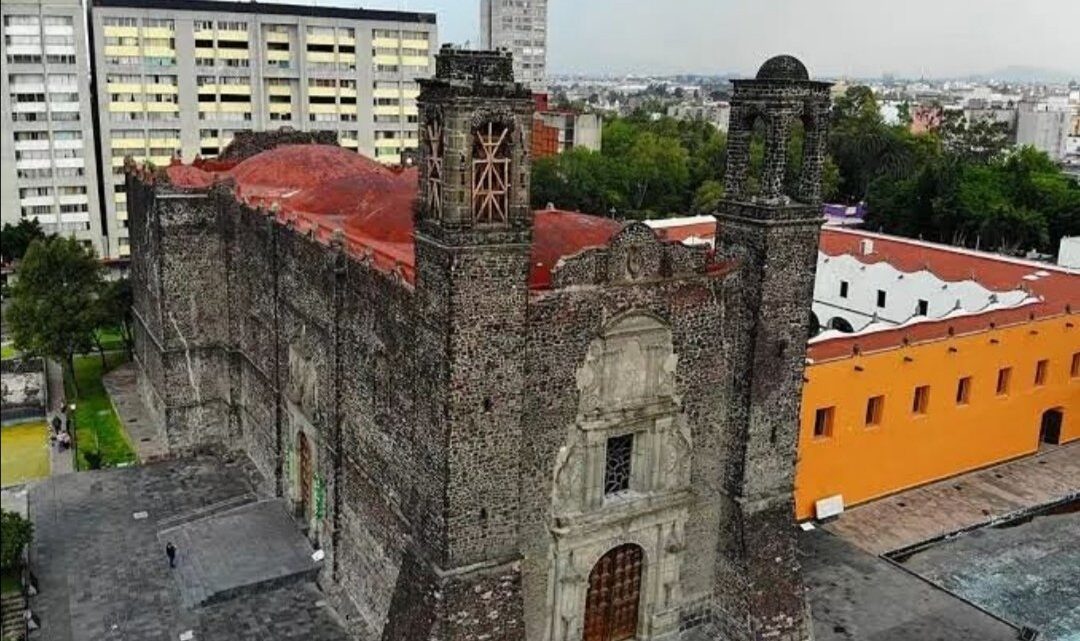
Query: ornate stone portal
xmin=549 ymin=313 xmax=691 ymax=641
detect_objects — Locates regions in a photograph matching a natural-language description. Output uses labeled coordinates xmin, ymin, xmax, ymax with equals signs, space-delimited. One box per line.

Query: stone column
xmin=723 ymin=104 xmax=753 ymax=200
xmin=799 ymin=101 xmax=829 ymax=204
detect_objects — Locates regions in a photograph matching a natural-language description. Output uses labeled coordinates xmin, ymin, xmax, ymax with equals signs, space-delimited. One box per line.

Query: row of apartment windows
xmin=194 ymin=20 xmax=247 ymax=32
xmin=7 ymin=53 xmax=76 ymax=65
xmin=104 ymin=36 xmax=175 ymax=49
xmin=17 ymin=167 xmax=84 ymax=180
xmin=21 ymin=203 xmax=88 ymax=215
xmin=107 ymin=73 xmax=177 ymax=86
xmin=14 ymin=130 xmax=82 ymax=142
xmin=15 ymin=149 xmax=82 ymax=161
xmin=19 ymin=186 xmax=86 ymax=197
xmin=5 ymin=15 xmax=74 ymax=27
xmin=372 ymin=29 xmax=428 ymax=39
xmin=106 ymin=55 xmax=163 ymax=67
xmin=812 ymin=353 xmax=1080 ymax=438
xmin=12 ymin=112 xmax=80 ymax=123
xmin=102 ymin=18 xmax=174 ymax=29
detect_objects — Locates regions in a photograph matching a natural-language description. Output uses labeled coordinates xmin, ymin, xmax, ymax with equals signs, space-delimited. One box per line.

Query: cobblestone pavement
xmin=28 ymin=457 xmax=349 ymax=641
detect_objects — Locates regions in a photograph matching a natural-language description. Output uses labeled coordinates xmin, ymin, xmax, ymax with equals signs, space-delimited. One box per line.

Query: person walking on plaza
xmin=165 ymin=542 xmax=177 ymax=569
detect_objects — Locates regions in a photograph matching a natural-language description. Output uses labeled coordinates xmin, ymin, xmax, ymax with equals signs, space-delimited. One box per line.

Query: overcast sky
xmin=339 ymin=0 xmax=1078 ymax=78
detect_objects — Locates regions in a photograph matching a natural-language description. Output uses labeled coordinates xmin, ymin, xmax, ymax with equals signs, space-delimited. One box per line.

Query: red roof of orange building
xmin=808 ymin=228 xmax=1079 ymax=361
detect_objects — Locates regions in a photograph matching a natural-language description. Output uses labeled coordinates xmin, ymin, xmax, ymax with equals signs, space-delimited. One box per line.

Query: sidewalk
xmin=45 ymin=359 xmax=74 ymax=476
xmin=101 ymin=362 xmax=168 ymax=462
xmin=824 ymin=441 xmax=1080 ymax=555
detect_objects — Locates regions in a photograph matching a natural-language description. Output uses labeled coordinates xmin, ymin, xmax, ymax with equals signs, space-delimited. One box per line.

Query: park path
xmin=45 ymin=359 xmax=74 ymax=476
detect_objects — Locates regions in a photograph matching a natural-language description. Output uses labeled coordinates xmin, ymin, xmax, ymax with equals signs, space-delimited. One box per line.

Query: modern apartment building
xmin=480 ymin=0 xmax=546 ymax=91
xmin=1 ymin=0 xmax=105 ymax=256
xmin=89 ymin=0 xmax=436 ymax=258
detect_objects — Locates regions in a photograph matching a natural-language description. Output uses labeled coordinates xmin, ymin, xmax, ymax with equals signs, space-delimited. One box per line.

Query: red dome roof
xmin=159 ymin=143 xmax=717 ymax=289
xmin=229 ymin=144 xmax=398 ymax=200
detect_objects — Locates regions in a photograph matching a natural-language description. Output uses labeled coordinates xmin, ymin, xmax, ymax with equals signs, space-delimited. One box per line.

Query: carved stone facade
xmin=129 ymin=49 xmax=827 ymax=641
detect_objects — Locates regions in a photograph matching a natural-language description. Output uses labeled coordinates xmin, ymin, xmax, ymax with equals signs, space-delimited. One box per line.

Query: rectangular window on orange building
xmin=912 ymin=385 xmax=930 ymax=415
xmin=956 ymin=376 xmax=971 ymax=405
xmin=996 ymin=367 xmax=1012 ymax=396
xmin=865 ymin=395 xmax=884 ymax=426
xmin=1073 ymin=352 xmax=1080 ymax=378
xmin=813 ymin=407 xmax=834 ymax=438
xmin=1034 ymin=359 xmax=1049 ymax=386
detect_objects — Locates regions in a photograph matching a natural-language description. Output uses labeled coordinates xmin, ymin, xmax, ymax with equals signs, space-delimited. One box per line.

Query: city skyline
xmin=353 ymin=0 xmax=1079 ymax=79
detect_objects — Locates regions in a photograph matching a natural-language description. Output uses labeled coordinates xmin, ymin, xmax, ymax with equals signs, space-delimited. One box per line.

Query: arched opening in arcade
xmin=828 ymin=316 xmax=855 ymax=333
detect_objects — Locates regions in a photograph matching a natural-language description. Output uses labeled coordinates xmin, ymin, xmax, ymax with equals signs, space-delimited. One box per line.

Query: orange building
xmin=795 ymin=229 xmax=1079 ymax=520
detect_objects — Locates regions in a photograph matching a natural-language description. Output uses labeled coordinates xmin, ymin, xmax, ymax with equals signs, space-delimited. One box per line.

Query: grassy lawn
xmin=0 ymin=570 xmax=19 ymax=596
xmin=65 ymin=352 xmax=136 ymax=469
xmin=92 ymin=328 xmax=126 ymax=353
xmin=0 ymin=343 xmax=16 ymax=360
xmin=0 ymin=422 xmax=50 ymax=487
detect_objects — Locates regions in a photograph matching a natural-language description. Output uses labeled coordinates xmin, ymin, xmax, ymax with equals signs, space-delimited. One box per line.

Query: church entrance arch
xmin=582 ymin=544 xmax=644 ymax=641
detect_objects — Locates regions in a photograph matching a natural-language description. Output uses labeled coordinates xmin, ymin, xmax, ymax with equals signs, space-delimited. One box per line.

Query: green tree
xmin=1 ymin=510 xmax=33 ymax=571
xmin=0 ymin=218 xmax=48 ymax=264
xmin=7 ymin=236 xmax=103 ymax=393
xmin=620 ymin=132 xmax=690 ymax=217
xmin=941 ymin=112 xmax=1011 ymax=164
xmin=90 ymin=277 xmax=135 ymax=365
xmin=691 ymin=180 xmax=725 ymax=214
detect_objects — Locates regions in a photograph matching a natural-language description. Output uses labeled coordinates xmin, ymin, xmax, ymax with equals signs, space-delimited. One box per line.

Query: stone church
xmin=128 ymin=47 xmax=831 ymax=641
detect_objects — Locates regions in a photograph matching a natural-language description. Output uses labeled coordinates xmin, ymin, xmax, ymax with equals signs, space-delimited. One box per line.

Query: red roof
xmin=163 ymin=145 xmax=647 ymax=288
xmin=808 ymin=229 xmax=1079 ymax=361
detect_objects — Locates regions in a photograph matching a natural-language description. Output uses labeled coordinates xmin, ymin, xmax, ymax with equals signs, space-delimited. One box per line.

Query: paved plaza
xmin=28 ymin=458 xmax=349 ymax=641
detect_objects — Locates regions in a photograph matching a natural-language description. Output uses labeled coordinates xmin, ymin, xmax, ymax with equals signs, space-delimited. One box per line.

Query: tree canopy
xmin=1 ymin=510 xmax=33 ymax=571
xmin=7 ymin=236 xmax=104 ymax=391
xmin=0 ymin=218 xmax=49 ymax=264
xmin=531 ymin=86 xmax=1079 ymax=256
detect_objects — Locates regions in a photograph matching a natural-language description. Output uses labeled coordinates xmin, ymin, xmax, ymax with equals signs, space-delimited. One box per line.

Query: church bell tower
xmin=408 ymin=46 xmax=534 ymax=641
xmin=715 ymin=55 xmax=831 ymax=641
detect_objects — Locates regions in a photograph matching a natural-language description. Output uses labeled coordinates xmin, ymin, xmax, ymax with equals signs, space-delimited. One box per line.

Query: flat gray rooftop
xmin=895 ymin=499 xmax=1079 ymax=641
xmin=801 ymin=528 xmax=1019 ymax=641
xmin=28 ymin=458 xmax=348 ymax=641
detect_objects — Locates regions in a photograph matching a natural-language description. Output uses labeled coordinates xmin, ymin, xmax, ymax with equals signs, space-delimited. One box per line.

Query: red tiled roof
xmin=651 ymin=222 xmax=716 ymax=244
xmin=808 ymin=229 xmax=1079 ymax=361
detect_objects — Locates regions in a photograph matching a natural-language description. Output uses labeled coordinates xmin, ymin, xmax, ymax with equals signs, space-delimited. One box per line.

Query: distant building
xmin=88 ymin=0 xmax=437 ymax=258
xmin=530 ymin=94 xmax=601 ymax=158
xmin=666 ymin=101 xmax=730 ymax=133
xmin=1 ymin=0 xmax=106 ymax=256
xmin=1016 ymin=99 xmax=1071 ymax=160
xmin=1059 ymin=236 xmax=1080 ymax=269
xmin=480 ymin=0 xmax=547 ymax=91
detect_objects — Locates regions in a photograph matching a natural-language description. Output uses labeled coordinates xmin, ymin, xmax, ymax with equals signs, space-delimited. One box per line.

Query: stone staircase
xmin=1 ymin=592 xmax=26 ymax=641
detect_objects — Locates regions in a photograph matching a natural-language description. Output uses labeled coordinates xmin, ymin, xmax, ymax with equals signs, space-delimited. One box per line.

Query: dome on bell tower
xmin=756 ymin=55 xmax=810 ymax=81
